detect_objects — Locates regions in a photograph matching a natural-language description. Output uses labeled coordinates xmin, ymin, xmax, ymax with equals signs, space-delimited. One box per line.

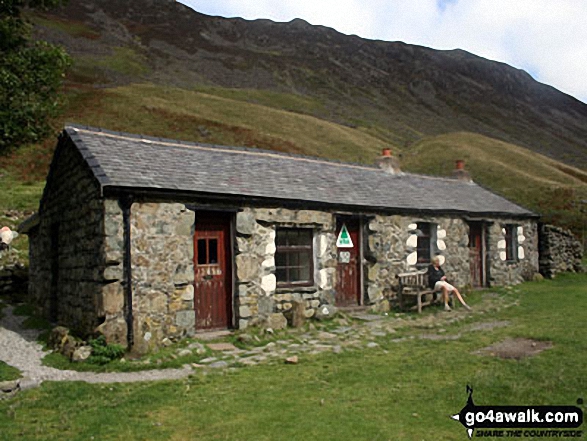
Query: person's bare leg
xmin=452 ymin=288 xmax=472 ymax=310
xmin=442 ymin=286 xmax=451 ymax=311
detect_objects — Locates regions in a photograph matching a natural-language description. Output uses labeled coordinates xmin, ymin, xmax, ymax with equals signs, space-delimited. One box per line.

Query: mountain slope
xmin=30 ymin=0 xmax=587 ymax=169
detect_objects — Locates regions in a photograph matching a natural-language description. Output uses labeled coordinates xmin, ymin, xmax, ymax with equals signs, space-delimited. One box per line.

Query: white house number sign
xmin=339 ymin=251 xmax=351 ymax=263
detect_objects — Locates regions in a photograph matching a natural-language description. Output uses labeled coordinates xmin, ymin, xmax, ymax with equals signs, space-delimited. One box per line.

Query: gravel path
xmin=0 ymin=305 xmax=191 ymax=388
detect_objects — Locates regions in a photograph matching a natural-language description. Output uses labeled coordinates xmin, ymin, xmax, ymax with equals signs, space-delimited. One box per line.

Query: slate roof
xmin=64 ymin=125 xmax=536 ymax=218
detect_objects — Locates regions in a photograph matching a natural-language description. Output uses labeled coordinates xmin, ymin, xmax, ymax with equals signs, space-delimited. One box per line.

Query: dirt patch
xmin=474 ymin=338 xmax=553 ymax=360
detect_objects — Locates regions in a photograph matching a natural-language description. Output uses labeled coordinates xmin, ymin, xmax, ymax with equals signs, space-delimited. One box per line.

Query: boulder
xmin=314 ymin=304 xmax=338 ymax=321
xmin=266 ymin=313 xmax=287 ymax=330
xmin=283 ymin=299 xmax=305 ymax=328
xmin=71 ymin=345 xmax=92 ymax=362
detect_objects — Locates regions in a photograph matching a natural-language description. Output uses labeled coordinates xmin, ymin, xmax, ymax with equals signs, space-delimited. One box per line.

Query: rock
xmin=317 ymin=332 xmax=337 ymax=339
xmin=235 ymin=254 xmax=259 ymax=282
xmin=0 ymin=380 xmax=19 ymax=393
xmin=532 ymin=273 xmax=544 ymax=282
xmin=95 ymin=318 xmax=128 ymax=347
xmin=236 ymin=211 xmax=256 ymax=236
xmin=47 ymin=326 xmax=71 ymax=351
xmin=314 ymin=304 xmax=338 ymax=321
xmin=366 ymin=342 xmax=379 ymax=348
xmin=71 ymin=345 xmax=92 ymax=362
xmin=208 ymin=361 xmax=229 ymax=369
xmin=58 ymin=335 xmax=80 ymax=359
xmin=266 ymin=313 xmax=287 ymax=330
xmin=285 ymin=356 xmax=299 ymax=365
xmin=199 ymin=357 xmax=218 ymax=364
xmin=207 ymin=343 xmax=238 ymax=351
xmin=237 ymin=334 xmax=253 ymax=343
xmin=161 ymin=338 xmax=173 ymax=347
xmin=371 ymin=299 xmax=390 ymax=313
xmin=178 ymin=349 xmax=193 ymax=357
xmin=283 ymin=299 xmax=306 ymax=328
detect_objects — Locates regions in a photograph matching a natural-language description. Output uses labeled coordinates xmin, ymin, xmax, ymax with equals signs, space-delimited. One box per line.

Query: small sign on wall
xmin=336 ymin=224 xmax=354 ymax=248
xmin=339 ymin=251 xmax=351 ymax=263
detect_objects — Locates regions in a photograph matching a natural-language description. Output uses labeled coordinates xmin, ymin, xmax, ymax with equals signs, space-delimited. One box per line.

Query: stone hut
xmin=21 ymin=126 xmax=539 ymax=352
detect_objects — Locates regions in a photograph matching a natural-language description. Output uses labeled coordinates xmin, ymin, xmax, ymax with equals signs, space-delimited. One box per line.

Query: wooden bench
xmin=396 ymin=270 xmax=453 ymax=313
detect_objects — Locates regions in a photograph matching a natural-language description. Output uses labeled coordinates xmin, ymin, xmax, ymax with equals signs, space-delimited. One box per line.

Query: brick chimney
xmin=377 ymin=148 xmax=401 ymax=174
xmin=452 ymin=159 xmax=472 ymax=182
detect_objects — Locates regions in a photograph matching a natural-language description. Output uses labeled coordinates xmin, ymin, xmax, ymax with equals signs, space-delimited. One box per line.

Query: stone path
xmin=0 ymin=290 xmax=519 ymax=389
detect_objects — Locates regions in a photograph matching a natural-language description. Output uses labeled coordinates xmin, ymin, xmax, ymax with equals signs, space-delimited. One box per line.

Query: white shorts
xmin=434 ymin=281 xmax=455 ymax=292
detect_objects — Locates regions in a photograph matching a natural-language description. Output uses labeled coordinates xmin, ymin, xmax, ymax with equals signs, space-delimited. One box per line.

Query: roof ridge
xmin=65 ymin=124 xmax=382 ymax=173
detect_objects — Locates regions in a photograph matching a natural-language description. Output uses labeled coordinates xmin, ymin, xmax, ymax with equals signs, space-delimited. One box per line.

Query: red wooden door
xmin=193 ymin=214 xmax=232 ymax=330
xmin=335 ymin=220 xmax=361 ymax=306
xmin=469 ymin=222 xmax=484 ymax=288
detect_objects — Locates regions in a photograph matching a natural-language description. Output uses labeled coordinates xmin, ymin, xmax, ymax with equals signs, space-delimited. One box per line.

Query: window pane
xmin=299 ymin=251 xmax=310 ymax=268
xmin=197 ymin=239 xmax=207 ymax=265
xmin=289 ymin=267 xmax=300 ymax=281
xmin=417 ymin=222 xmax=431 ymax=263
xmin=209 ymin=239 xmax=218 ymax=264
xmin=299 ymin=265 xmax=310 ymax=282
xmin=418 ymin=222 xmax=430 ymax=237
xmin=276 ymin=267 xmax=287 ymax=282
xmin=289 ymin=252 xmax=299 ymax=267
xmin=276 ymin=230 xmax=287 ymax=246
xmin=275 ymin=252 xmax=287 ymax=267
xmin=298 ymin=230 xmax=313 ymax=246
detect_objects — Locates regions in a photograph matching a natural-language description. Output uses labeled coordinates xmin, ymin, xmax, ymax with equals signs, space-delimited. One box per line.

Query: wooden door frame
xmin=334 ymin=215 xmax=364 ymax=306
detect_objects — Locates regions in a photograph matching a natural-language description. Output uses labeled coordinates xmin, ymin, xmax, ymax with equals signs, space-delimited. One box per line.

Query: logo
xmin=451 ymin=386 xmax=583 ymax=438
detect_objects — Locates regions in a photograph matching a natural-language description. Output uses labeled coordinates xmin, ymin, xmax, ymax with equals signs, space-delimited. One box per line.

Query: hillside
xmin=0 ymin=0 xmax=585 ymax=256
xmin=29 ymin=0 xmax=587 ymax=169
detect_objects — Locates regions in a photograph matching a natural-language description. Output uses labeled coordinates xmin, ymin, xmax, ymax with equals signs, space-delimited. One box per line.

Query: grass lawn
xmin=0 ymin=362 xmax=21 ymax=382
xmin=0 ymin=274 xmax=585 ymax=440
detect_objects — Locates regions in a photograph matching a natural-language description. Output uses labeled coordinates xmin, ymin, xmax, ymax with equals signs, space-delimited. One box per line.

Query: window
xmin=416 ymin=222 xmax=432 ymax=264
xmin=197 ymin=237 xmax=219 ymax=265
xmin=275 ymin=228 xmax=313 ymax=287
xmin=504 ymin=225 xmax=518 ymax=262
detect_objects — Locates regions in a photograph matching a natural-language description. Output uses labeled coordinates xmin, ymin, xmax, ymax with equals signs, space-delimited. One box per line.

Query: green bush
xmin=87 ymin=335 xmax=125 ymax=365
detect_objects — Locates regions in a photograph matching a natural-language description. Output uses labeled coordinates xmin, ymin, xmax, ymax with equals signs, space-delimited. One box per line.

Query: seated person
xmin=428 ymin=256 xmax=471 ymax=311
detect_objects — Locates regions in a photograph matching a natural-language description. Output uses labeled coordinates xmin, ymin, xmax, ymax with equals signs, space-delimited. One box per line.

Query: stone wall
xmin=366 ymin=215 xmax=470 ymax=303
xmin=539 ymin=224 xmax=584 ymax=278
xmin=488 ymin=220 xmax=539 ymax=285
xmin=235 ymin=208 xmax=337 ymax=329
xmin=28 ymin=140 xmax=105 ymax=336
xmin=0 ymin=264 xmax=28 ymax=297
xmin=98 ymin=200 xmax=196 ymax=352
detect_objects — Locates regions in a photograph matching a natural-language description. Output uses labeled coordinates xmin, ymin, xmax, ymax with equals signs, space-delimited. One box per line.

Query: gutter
xmin=119 ymin=195 xmax=134 ymax=349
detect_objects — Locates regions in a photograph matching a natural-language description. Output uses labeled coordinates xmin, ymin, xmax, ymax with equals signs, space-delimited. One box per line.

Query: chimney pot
xmin=453 ymin=159 xmax=472 ymax=182
xmin=377 ymin=149 xmax=401 ymax=174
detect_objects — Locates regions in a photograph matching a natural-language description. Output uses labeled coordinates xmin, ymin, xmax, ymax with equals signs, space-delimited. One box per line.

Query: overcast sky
xmin=177 ymin=0 xmax=587 ymax=104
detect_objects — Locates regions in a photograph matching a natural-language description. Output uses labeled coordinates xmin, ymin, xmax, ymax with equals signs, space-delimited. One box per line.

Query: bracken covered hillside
xmin=31 ymin=0 xmax=587 ymax=168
